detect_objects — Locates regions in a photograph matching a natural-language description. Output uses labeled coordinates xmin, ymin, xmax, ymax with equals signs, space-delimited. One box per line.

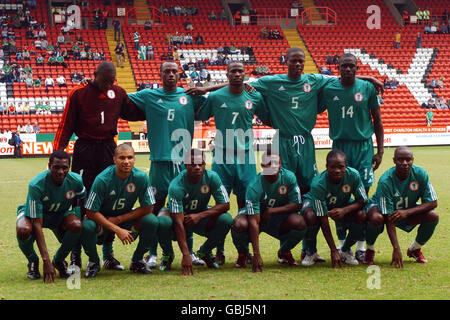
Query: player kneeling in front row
xmin=231 ymin=150 xmax=306 ymax=271
xmin=16 ymin=150 xmax=86 ymax=282
xmin=364 ymin=146 xmax=438 ymax=267
xmin=301 ymin=150 xmax=368 ymax=267
xmin=157 ymin=149 xmax=232 ymax=275
xmin=81 ymin=144 xmax=158 ymax=277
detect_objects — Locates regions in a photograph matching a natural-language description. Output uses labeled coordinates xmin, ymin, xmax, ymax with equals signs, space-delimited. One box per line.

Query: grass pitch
xmin=0 ymin=146 xmax=448 ymax=300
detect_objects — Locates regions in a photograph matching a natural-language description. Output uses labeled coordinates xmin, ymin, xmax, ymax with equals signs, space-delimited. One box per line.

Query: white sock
xmin=366 ymin=244 xmax=375 ymax=251
xmin=356 ymin=241 xmax=366 ymax=252
xmin=410 ymin=240 xmax=422 ymax=251
xmin=337 ymin=239 xmax=345 ymax=249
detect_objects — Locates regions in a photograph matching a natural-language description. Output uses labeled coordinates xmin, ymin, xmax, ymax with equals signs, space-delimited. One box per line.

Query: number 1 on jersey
xmin=100 ymin=111 xmax=104 ymax=124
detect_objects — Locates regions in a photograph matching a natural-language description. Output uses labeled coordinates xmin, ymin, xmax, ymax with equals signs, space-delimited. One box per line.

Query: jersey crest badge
xmin=303 ymin=83 xmax=311 ymax=93
xmin=179 ymin=96 xmax=188 ymax=105
xmin=354 ymin=92 xmax=364 ymax=102
xmin=409 ymin=181 xmax=419 ymax=191
xmin=278 ymin=185 xmax=288 ymax=195
xmin=200 ymin=185 xmax=210 ymax=194
xmin=107 ymin=90 xmax=116 ymax=99
xmin=342 ymin=184 xmax=351 ymax=193
xmin=126 ymin=183 xmax=136 ymax=193
xmin=245 ymin=100 xmax=253 ymax=110
xmin=66 ymin=190 xmax=76 ymax=199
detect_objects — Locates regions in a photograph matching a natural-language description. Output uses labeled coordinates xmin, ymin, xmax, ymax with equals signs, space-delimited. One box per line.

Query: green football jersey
xmin=246 ymin=167 xmax=302 ymax=215
xmin=22 ymin=171 xmax=86 ymax=219
xmin=318 ymin=77 xmax=379 ymax=141
xmin=251 ymin=73 xmax=332 ymax=137
xmin=128 ymin=87 xmax=206 ymax=162
xmin=308 ymin=167 xmax=368 ymax=216
xmin=85 ymin=165 xmax=155 ymax=217
xmin=167 ymin=169 xmax=229 ymax=214
xmin=371 ymin=164 xmax=437 ymax=215
xmin=198 ymin=86 xmax=268 ymax=152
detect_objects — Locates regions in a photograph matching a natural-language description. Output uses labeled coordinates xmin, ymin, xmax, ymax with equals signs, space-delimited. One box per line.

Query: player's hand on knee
xmin=330 ymin=249 xmax=342 ymax=268
xmin=181 ymin=254 xmax=193 ymax=276
xmin=116 ymin=228 xmax=134 ymax=245
xmin=252 ymin=254 xmax=263 ymax=273
xmin=43 ymin=260 xmax=55 ymax=283
xmin=372 ymin=153 xmax=383 ymax=171
xmin=391 ymin=248 xmax=403 ymax=268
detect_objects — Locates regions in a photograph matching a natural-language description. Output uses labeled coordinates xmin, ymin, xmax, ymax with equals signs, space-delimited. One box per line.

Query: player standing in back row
xmin=316 ymin=53 xmax=384 ymax=262
xmin=197 ymin=60 xmax=269 ymax=265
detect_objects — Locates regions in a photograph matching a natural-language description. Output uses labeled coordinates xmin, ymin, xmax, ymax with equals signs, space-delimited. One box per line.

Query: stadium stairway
xmin=134 ymin=0 xmax=152 ymax=21
xmin=106 ymin=29 xmax=144 ymax=134
xmin=283 ymin=29 xmax=318 ymax=74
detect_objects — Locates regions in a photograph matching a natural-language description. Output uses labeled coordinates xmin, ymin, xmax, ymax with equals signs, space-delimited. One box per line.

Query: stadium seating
xmin=301 ymin=0 xmax=449 ymax=127
xmin=1 ymin=0 xmax=448 ymax=134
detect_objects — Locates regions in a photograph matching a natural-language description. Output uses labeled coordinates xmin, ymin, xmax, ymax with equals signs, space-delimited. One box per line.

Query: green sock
xmin=18 ymin=235 xmax=39 ymax=263
xmin=342 ymin=222 xmax=364 ymax=252
xmin=80 ymin=220 xmax=100 ymax=264
xmin=231 ymin=228 xmax=250 ymax=255
xmin=157 ymin=215 xmax=175 ymax=257
xmin=54 ymin=230 xmax=81 ymax=263
xmin=365 ymin=221 xmax=384 ymax=247
xmin=415 ymin=220 xmax=439 ymax=245
xmin=199 ymin=213 xmax=233 ymax=254
xmin=303 ymin=224 xmax=319 ymax=254
xmin=279 ymin=229 xmax=306 ymax=254
xmin=186 ymin=229 xmax=194 ymax=254
xmin=102 ymin=241 xmax=113 ymax=261
xmin=335 ymin=221 xmax=348 ymax=242
xmin=132 ymin=214 xmax=159 ymax=263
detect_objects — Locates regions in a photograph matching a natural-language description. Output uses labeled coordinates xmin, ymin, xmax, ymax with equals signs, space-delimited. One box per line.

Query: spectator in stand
xmin=33 ymin=121 xmax=40 ymax=134
xmin=0 ymin=48 xmax=4 ymax=61
xmin=190 ymin=68 xmax=199 ymax=81
xmin=144 ymin=19 xmax=153 ymax=30
xmin=22 ymin=46 xmax=30 ymax=60
xmin=80 ymin=48 xmax=87 ymax=60
xmin=426 ymin=109 xmax=433 ymax=126
xmin=390 ymin=78 xmax=399 ymax=89
xmin=437 ymin=77 xmax=445 ymax=88
xmin=185 ymin=33 xmax=193 ymax=45
xmin=115 ymin=42 xmax=125 ymax=68
xmin=377 ymin=94 xmax=384 ymax=105
xmin=41 ymin=38 xmax=48 ymax=50
xmin=320 ymin=65 xmax=332 ymax=75
xmin=57 ymin=74 xmax=67 ymax=87
xmin=23 ymin=103 xmax=30 ymax=115
xmin=137 ymin=81 xmax=145 ymax=91
xmin=195 ymin=33 xmax=204 ymax=45
xmin=416 ymin=32 xmax=422 ymax=48
xmin=133 ymin=31 xmax=140 ymax=50
xmin=427 ymin=97 xmax=436 ymax=109
xmin=45 ymin=75 xmax=54 ymax=91
xmin=25 ymin=73 xmax=33 ymax=87
xmin=8 ymin=103 xmax=15 ymax=115
xmin=25 ymin=120 xmax=33 ymax=133
xmin=34 ymin=37 xmax=41 ymax=50
xmin=71 ymin=70 xmax=84 ymax=84
xmin=113 ymin=19 xmax=121 ymax=41
xmin=38 ymin=28 xmax=47 ymax=39
xmin=138 ymin=43 xmax=146 ymax=60
xmin=429 ymin=79 xmax=438 ymax=88
xmin=17 ymin=123 xmax=24 ymax=133
xmin=16 ymin=103 xmax=23 ymax=115
xmin=34 ymin=76 xmax=42 ymax=87
xmin=184 ymin=19 xmax=194 ymax=31
xmin=200 ymin=68 xmax=209 ymax=81
xmin=208 ymin=11 xmax=217 ymax=20
xmin=99 ymin=49 xmax=106 ymax=61
xmin=57 ymin=33 xmax=65 ymax=45
xmin=48 ymin=55 xmax=57 ymax=66
xmin=0 ymin=102 xmax=6 ymax=115
xmin=394 ymin=31 xmax=401 ymax=49
xmin=165 ymin=33 xmax=172 ymax=45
